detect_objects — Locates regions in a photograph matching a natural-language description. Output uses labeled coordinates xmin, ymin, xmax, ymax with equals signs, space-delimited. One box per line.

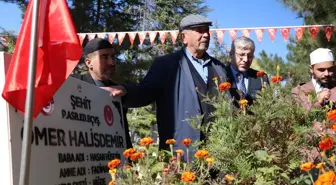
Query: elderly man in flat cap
xmin=71 ymin=38 xmax=132 ymax=149
xmin=105 ymin=14 xmax=227 ymax=157
xmin=292 ymin=48 xmax=336 ymax=111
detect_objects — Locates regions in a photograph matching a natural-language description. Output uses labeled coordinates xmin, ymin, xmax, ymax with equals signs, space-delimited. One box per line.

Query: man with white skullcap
xmin=292 ymin=48 xmax=336 ymax=111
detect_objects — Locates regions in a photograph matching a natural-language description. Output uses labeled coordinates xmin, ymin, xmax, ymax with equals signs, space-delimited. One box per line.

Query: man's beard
xmin=314 ymin=75 xmax=332 ymax=87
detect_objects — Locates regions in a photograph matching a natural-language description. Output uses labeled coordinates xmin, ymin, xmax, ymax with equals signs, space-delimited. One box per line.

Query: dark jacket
xmin=122 ymin=49 xmax=227 ymax=152
xmin=71 ymin=73 xmax=132 ymax=149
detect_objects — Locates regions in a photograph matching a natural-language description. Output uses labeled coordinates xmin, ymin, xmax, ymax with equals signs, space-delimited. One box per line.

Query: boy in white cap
xmin=292 ymin=48 xmax=336 ymax=111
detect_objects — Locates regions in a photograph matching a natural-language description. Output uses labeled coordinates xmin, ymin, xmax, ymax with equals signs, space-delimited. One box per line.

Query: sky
xmin=0 ymin=0 xmax=304 ymax=61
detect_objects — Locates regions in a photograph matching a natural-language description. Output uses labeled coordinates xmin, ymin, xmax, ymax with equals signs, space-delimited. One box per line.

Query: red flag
xmin=2 ymin=0 xmax=82 ymax=118
xmin=309 ymin=26 xmax=319 ymax=40
xmin=229 ymin=30 xmax=237 ymax=41
xmin=254 ymin=29 xmax=264 ymax=43
xmin=294 ymin=27 xmax=304 ymax=42
xmin=323 ymin=26 xmax=334 ymax=41
xmin=280 ymin=28 xmax=291 ymax=41
xmin=267 ymin=28 xmax=277 ymax=42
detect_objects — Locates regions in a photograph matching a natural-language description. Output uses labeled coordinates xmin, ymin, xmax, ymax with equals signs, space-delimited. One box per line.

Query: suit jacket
xmin=224 ymin=65 xmax=269 ymax=107
xmin=292 ymin=81 xmax=336 ymax=111
xmin=123 ymin=49 xmax=227 ymax=151
xmin=71 ymin=73 xmax=133 ymax=149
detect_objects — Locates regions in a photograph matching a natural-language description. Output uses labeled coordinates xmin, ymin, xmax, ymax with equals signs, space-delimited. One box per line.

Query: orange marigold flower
xmin=256 ymin=71 xmax=266 ymax=77
xmin=130 ymin=152 xmax=143 ymax=161
xmin=239 ymin=99 xmax=248 ymax=106
xmin=108 ymin=159 xmax=121 ymax=169
xmin=170 ymin=156 xmax=177 ymax=162
xmin=219 ymin=82 xmax=231 ymax=91
xmin=166 ymin=139 xmax=176 ymax=145
xmin=314 ymin=171 xmax=336 ymax=185
xmin=195 ymin=150 xmax=209 ymax=159
xmin=331 ymin=123 xmax=336 ymax=131
xmin=300 ymin=162 xmax=315 ymax=172
xmin=108 ymin=181 xmax=116 ymax=185
xmin=327 ymin=110 xmax=336 ymax=121
xmin=182 ymin=138 xmax=192 ymax=147
xmin=319 ymin=137 xmax=334 ymax=151
xmin=176 ymin=149 xmax=184 ymax=156
xmin=163 ymin=168 xmax=169 ymax=176
xmin=140 ymin=137 xmax=154 ymax=146
xmin=181 ymin=171 xmax=196 ymax=183
xmin=271 ymin=76 xmax=283 ymax=83
xmin=123 ymin=148 xmax=136 ymax=158
xmin=225 ymin=175 xmax=235 ymax=182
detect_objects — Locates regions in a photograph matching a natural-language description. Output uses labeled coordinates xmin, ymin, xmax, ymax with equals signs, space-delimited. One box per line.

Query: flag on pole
xmin=2 ymin=0 xmax=82 ymax=118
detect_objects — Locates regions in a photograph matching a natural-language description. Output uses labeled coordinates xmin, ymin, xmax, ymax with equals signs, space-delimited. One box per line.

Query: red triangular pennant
xmin=216 ymin=30 xmax=225 ymax=44
xmin=280 ymin=28 xmax=291 ymax=41
xmin=267 ymin=28 xmax=277 ymax=42
xmin=242 ymin=29 xmax=251 ymax=37
xmin=128 ymin=32 xmax=137 ymax=46
xmin=108 ymin=33 xmax=116 ymax=44
xmin=117 ymin=32 xmax=126 ymax=45
xmin=323 ymin=26 xmax=334 ymax=41
xmin=210 ymin=30 xmax=214 ymax=37
xmin=294 ymin=27 xmax=304 ymax=42
xmin=138 ymin=31 xmax=147 ymax=45
xmin=229 ymin=30 xmax=237 ymax=41
xmin=254 ymin=29 xmax=264 ymax=43
xmin=148 ymin=31 xmax=158 ymax=45
xmin=159 ymin=31 xmax=168 ymax=44
xmin=170 ymin=31 xmax=179 ymax=45
xmin=309 ymin=26 xmax=320 ymax=40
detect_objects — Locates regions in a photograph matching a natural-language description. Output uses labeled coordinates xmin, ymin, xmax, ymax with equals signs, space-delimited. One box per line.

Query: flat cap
xmin=84 ymin=38 xmax=113 ymax=56
xmin=179 ymin=14 xmax=212 ymax=32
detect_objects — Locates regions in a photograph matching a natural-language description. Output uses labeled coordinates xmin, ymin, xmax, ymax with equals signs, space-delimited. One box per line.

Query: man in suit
xmin=103 ymin=14 xmax=227 ymax=156
xmin=71 ymin=38 xmax=132 ymax=149
xmin=292 ymin=48 xmax=336 ymax=111
xmin=225 ymin=36 xmax=269 ymax=107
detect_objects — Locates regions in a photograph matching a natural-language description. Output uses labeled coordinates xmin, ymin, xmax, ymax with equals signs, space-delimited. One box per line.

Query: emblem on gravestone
xmin=104 ymin=105 xmax=114 ymax=126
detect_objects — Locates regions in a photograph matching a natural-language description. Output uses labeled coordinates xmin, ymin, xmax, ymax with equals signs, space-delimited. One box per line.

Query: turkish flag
xmin=2 ymin=0 xmax=82 ymax=118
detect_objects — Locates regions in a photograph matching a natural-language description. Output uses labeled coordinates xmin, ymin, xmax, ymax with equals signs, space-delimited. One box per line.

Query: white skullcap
xmin=310 ymin=48 xmax=334 ymax=65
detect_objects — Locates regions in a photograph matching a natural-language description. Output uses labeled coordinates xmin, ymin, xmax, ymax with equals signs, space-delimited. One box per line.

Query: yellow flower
xmin=316 ymin=162 xmax=325 ymax=170
xmin=330 ymin=155 xmax=335 ymax=163
xmin=166 ymin=139 xmax=176 ymax=145
xmin=300 ymin=162 xmax=315 ymax=172
xmin=109 ymin=168 xmax=117 ymax=175
xmin=239 ymin=99 xmax=248 ymax=106
xmin=212 ymin=77 xmax=218 ymax=82
xmin=225 ymin=175 xmax=234 ymax=182
xmin=206 ymin=157 xmax=215 ymax=164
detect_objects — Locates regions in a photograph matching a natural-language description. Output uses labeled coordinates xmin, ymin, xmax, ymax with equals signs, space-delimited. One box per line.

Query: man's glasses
xmin=235 ymin=52 xmax=254 ymax=60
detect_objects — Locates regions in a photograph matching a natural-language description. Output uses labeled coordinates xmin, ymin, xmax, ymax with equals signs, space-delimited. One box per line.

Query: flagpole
xmin=19 ymin=0 xmax=40 ymax=184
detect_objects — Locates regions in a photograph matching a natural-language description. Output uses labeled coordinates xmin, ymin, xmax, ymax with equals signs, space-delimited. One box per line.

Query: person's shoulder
xmin=70 ymin=73 xmax=83 ymax=79
xmin=292 ymin=81 xmax=312 ymax=93
xmin=156 ymin=50 xmax=183 ymax=61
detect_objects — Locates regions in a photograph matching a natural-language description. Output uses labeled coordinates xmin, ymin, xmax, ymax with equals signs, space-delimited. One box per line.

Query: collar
xmin=230 ymin=64 xmax=247 ymax=81
xmin=311 ymin=77 xmax=324 ymax=94
xmin=183 ymin=47 xmax=211 ymax=66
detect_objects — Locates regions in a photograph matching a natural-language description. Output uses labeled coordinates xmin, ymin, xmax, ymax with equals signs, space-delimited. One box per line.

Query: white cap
xmin=310 ymin=48 xmax=334 ymax=65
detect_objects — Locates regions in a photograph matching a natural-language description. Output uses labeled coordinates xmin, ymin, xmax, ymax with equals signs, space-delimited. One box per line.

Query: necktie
xmin=237 ymin=73 xmax=247 ymax=94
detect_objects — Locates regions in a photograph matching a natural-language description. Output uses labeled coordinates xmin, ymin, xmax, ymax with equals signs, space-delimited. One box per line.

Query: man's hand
xmin=317 ymin=89 xmax=331 ymax=105
xmin=101 ymin=86 xmax=127 ymax=97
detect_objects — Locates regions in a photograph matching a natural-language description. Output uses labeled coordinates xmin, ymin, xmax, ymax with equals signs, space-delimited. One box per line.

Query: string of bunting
xmin=77 ymin=25 xmax=333 ymax=47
